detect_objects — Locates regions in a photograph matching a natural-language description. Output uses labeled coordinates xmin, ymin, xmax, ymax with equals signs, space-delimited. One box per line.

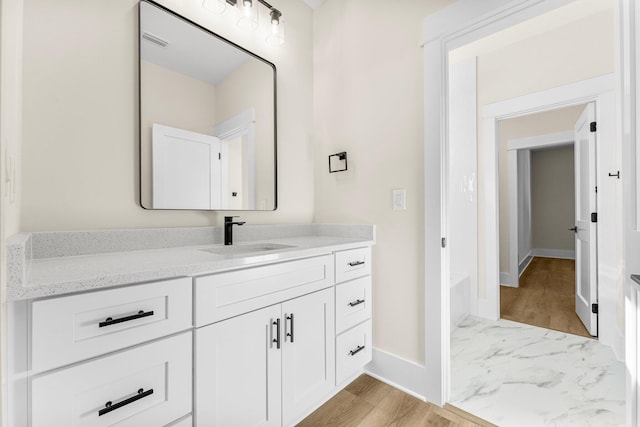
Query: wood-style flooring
xmin=297 ymin=375 xmax=493 ymax=427
xmin=500 ymin=256 xmax=592 ymax=338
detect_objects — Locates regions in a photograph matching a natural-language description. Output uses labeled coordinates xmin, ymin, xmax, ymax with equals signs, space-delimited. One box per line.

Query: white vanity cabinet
xmin=333 ymin=247 xmax=373 ymax=386
xmin=194 ymin=262 xmax=336 ymax=427
xmin=8 ymin=236 xmax=375 ymax=427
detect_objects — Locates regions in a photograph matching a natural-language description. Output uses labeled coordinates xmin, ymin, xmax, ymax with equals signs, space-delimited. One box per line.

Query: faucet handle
xmin=224 ymin=216 xmax=239 ymax=222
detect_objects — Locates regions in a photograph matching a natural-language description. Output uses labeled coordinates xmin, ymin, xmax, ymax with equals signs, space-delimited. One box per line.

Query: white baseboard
xmin=519 ymin=254 xmax=534 ymax=275
xmin=530 ymin=248 xmax=575 ymax=259
xmin=364 ymin=348 xmax=426 ymax=401
xmin=500 ymin=272 xmax=517 ymax=287
xmin=477 ymin=298 xmax=499 ymax=321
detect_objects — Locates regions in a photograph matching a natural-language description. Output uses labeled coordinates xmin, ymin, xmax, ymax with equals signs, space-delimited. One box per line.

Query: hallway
xmin=500 ymin=257 xmax=591 ymax=338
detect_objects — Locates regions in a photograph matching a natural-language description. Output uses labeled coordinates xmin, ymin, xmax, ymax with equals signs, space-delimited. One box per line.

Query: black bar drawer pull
xmin=286 ymin=314 xmax=294 ymax=343
xmin=99 ymin=310 xmax=154 ymax=328
xmin=348 ymin=299 xmax=365 ymax=307
xmin=348 ymin=260 xmax=365 ymax=267
xmin=348 ymin=345 xmax=365 ymax=356
xmin=272 ymin=318 xmax=281 ymax=349
xmin=99 ymin=388 xmax=154 ymax=416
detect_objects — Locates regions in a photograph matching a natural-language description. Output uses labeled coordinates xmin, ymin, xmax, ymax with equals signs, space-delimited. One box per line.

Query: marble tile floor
xmin=450 ymin=316 xmax=625 ymax=427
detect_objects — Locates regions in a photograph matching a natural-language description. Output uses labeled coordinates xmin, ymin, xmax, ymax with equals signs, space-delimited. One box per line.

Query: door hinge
xmin=592 ymin=303 xmax=598 ymax=314
xmin=590 ymin=121 xmax=597 ymax=132
xmin=591 ymin=212 xmax=597 ymax=223
xmin=218 ymin=153 xmax=221 ymax=160
xmin=441 ymin=237 xmax=446 ymax=248
xmin=595 ymin=186 xmax=598 ymax=193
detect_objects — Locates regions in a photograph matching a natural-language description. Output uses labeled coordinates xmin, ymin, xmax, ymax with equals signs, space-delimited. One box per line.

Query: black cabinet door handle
xmin=348 ymin=299 xmax=365 ymax=307
xmin=286 ymin=314 xmax=294 ymax=343
xmin=348 ymin=261 xmax=365 ymax=267
xmin=98 ymin=388 xmax=154 ymax=416
xmin=348 ymin=345 xmax=365 ymax=356
xmin=99 ymin=310 xmax=154 ymax=328
xmin=272 ymin=318 xmax=281 ymax=349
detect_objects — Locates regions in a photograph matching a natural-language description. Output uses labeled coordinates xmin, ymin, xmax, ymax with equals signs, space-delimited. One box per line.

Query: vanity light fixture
xmin=202 ymin=0 xmax=285 ymax=45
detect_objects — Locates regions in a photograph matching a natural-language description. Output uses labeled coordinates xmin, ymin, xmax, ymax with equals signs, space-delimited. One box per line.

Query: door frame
xmin=505 ymin=130 xmax=575 ymax=288
xmin=480 ymin=75 xmax=614 ymax=320
xmin=422 ymin=0 xmax=632 ymax=413
xmin=213 ymin=108 xmax=257 ymax=209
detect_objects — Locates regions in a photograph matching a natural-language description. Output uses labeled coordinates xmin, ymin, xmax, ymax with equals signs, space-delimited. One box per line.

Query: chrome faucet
xmin=224 ymin=216 xmax=246 ymax=245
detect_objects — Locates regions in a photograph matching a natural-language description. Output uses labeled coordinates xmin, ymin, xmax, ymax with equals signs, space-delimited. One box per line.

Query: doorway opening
xmin=443 ymin=1 xmax=622 ymax=424
xmin=497 ymin=105 xmax=597 ymax=338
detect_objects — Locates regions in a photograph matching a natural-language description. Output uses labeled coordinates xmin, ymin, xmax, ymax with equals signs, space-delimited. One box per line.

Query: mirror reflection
xmin=139 ymin=0 xmax=276 ymax=210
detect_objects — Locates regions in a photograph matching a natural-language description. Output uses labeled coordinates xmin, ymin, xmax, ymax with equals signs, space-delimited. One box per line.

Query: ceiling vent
xmin=142 ymin=32 xmax=169 ymax=48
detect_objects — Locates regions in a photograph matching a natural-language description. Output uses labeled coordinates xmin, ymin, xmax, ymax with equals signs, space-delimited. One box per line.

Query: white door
xmin=195 ymin=305 xmax=282 ymax=427
xmin=281 ymin=288 xmax=335 ymax=426
xmin=574 ymin=103 xmax=598 ymax=336
xmin=151 ymin=124 xmax=221 ymax=209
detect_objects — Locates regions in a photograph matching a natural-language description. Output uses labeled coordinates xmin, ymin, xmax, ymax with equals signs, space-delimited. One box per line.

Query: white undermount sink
xmin=200 ymin=243 xmax=297 ymax=256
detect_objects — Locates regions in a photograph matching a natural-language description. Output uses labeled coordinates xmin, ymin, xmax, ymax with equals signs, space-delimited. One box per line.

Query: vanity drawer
xmin=335 ymin=277 xmax=372 ymax=334
xmin=336 ymin=320 xmax=372 ymax=385
xmin=194 ymin=255 xmax=333 ymax=327
xmin=31 ymin=277 xmax=192 ymax=373
xmin=335 ymin=247 xmax=371 ymax=283
xmin=31 ymin=331 xmax=192 ymax=427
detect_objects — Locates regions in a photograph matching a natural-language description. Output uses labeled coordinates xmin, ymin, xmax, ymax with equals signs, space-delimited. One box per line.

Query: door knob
xmin=569 ymin=226 xmax=578 ymax=233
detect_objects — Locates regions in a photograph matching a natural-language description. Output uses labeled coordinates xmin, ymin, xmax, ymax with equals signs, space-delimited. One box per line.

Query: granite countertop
xmin=6 ymin=224 xmax=375 ymax=301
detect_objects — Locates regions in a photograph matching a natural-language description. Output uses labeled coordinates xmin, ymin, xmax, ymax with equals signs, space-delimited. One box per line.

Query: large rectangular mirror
xmin=139 ymin=0 xmax=277 ymax=210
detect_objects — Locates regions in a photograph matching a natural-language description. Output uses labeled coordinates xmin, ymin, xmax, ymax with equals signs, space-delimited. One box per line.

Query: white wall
xmin=313 ymin=0 xmax=455 ymax=365
xmin=20 ymin=0 xmax=313 ymax=231
xmin=448 ymin=57 xmax=478 ymax=313
xmin=0 ymin=0 xmax=24 ymax=422
xmin=530 ymin=145 xmax=575 ymax=252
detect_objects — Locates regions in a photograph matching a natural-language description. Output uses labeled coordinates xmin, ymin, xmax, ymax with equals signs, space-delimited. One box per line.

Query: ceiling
xmin=302 ymin=0 xmax=326 ymax=9
xmin=140 ymin=1 xmax=253 ymax=86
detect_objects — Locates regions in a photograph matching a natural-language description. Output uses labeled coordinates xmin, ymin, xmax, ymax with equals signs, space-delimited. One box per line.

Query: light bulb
xmin=236 ymin=0 xmax=258 ymax=30
xmin=266 ymin=9 xmax=284 ymax=46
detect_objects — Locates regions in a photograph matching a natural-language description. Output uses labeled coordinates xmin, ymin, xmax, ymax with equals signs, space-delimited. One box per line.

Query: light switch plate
xmin=392 ymin=188 xmax=406 ymax=211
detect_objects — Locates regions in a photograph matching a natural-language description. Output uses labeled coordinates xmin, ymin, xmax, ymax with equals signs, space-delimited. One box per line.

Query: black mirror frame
xmin=138 ymin=0 xmax=277 ymax=211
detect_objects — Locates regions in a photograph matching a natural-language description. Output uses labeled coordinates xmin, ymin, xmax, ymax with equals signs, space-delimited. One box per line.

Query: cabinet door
xmin=195 ymin=304 xmax=281 ymax=427
xmin=281 ymin=288 xmax=335 ymax=426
